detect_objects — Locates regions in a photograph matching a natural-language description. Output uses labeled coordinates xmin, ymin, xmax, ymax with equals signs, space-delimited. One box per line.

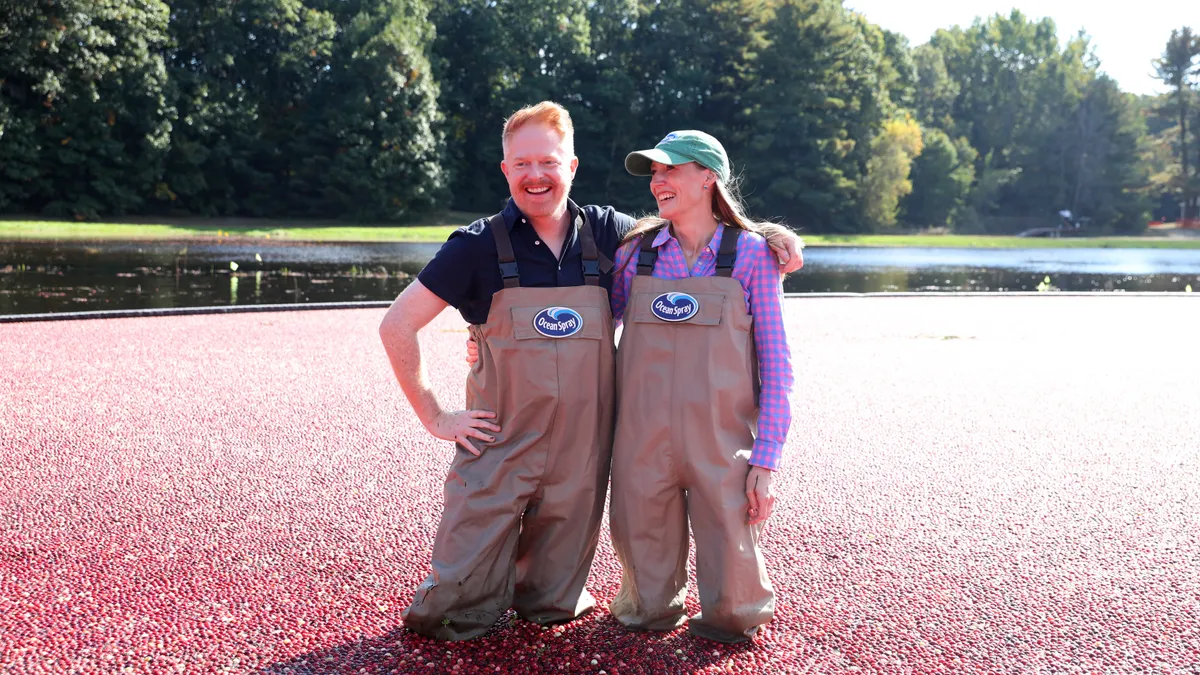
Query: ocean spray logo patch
xmin=651 ymin=292 xmax=699 ymax=322
xmin=533 ymin=307 xmax=584 ymax=338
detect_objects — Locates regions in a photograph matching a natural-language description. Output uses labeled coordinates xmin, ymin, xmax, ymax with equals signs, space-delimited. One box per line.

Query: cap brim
xmin=624 ymin=148 xmax=695 ymax=176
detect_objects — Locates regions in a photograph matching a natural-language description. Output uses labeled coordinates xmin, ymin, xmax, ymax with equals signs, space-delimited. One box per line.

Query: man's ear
xmin=569 ymin=156 xmax=579 ymax=177
xmin=500 ymin=160 xmax=510 ymax=179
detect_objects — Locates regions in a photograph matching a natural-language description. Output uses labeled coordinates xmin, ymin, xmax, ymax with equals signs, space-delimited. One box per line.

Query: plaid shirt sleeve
xmin=737 ymin=233 xmax=794 ymax=471
xmin=609 ymin=237 xmax=640 ymax=325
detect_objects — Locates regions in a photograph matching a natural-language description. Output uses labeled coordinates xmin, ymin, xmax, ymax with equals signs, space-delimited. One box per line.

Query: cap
xmin=625 ymin=130 xmax=730 ymax=183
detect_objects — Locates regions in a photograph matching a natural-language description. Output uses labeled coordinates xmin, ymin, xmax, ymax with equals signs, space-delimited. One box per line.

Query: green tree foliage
xmin=911 ymin=44 xmax=959 ymax=134
xmin=629 ymin=0 xmax=761 ymax=137
xmin=737 ymin=0 xmax=891 ymax=232
xmin=1139 ymin=93 xmax=1191 ymax=220
xmin=296 ymin=0 xmax=448 ymax=220
xmin=568 ymin=0 xmax=641 ymax=208
xmin=860 ymin=116 xmax=923 ymax=228
xmin=927 ymin=11 xmax=1149 ymax=232
xmin=960 ymin=151 xmax=1021 ymax=231
xmin=163 ymin=0 xmax=444 ymax=220
xmin=432 ymin=0 xmax=596 ymax=212
xmin=611 ymin=0 xmax=770 ymax=214
xmin=846 ymin=14 xmax=915 ymax=116
xmin=0 ymin=1 xmax=1182 ymax=230
xmin=930 ymin=12 xmax=1070 ymax=172
xmin=902 ymin=127 xmax=975 ymax=228
xmin=161 ymin=0 xmax=338 ymax=216
xmin=1153 ymin=27 xmax=1200 ymax=220
xmin=0 ymin=0 xmax=172 ymax=218
xmin=1054 ymin=76 xmax=1150 ymax=232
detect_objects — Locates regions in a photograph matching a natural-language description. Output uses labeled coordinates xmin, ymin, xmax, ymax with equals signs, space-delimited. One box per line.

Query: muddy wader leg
xmin=512 ymin=354 xmax=612 ymax=625
xmin=512 ymin=476 xmax=605 ymax=624
xmin=402 ymin=448 xmax=533 ymax=641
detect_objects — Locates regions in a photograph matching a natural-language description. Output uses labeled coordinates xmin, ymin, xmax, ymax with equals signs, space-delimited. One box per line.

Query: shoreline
xmin=4 ymin=219 xmax=1200 ymax=249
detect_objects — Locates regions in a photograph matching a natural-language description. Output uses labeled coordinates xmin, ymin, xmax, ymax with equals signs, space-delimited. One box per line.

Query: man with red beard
xmin=378 ymin=101 xmax=802 ymax=641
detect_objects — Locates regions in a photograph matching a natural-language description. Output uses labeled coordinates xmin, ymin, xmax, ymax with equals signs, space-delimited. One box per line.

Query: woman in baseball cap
xmin=606 ymin=130 xmax=795 ymax=643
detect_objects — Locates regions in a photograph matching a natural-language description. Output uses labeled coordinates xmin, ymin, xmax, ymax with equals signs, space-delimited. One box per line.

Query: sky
xmin=843 ymin=0 xmax=1193 ymax=96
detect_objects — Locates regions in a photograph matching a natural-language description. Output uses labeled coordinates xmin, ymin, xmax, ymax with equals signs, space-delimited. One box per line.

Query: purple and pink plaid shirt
xmin=611 ymin=225 xmax=793 ymax=471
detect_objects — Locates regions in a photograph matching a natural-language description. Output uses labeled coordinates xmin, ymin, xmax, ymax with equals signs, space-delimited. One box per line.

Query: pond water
xmin=2 ymin=240 xmax=1198 ymax=316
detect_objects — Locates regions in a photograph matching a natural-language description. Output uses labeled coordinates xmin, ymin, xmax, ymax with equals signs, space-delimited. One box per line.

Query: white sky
xmin=844 ymin=0 xmax=1194 ymax=96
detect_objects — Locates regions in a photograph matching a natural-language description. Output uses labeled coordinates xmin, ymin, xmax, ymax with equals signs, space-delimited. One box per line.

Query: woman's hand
xmin=745 ymin=466 xmax=776 ymax=525
xmin=465 ymin=336 xmax=479 ymax=365
xmin=427 ymin=409 xmax=499 ymax=456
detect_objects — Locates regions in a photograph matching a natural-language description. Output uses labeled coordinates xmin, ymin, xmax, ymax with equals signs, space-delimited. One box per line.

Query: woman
xmin=607 ymin=130 xmax=793 ymax=643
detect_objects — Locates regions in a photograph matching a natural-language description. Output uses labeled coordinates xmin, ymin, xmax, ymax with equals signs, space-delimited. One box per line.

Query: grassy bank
xmin=0 ymin=213 xmax=486 ymax=244
xmin=3 ymin=217 xmax=1199 ymax=248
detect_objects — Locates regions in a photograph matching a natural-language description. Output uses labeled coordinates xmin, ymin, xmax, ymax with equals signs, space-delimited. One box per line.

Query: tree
xmin=930 ymin=12 xmax=1075 ymax=171
xmin=860 ymin=116 xmax=923 ymax=228
xmin=296 ymin=0 xmax=448 ymax=220
xmin=737 ymin=0 xmax=891 ymax=232
xmin=1057 ymin=76 xmax=1150 ymax=232
xmin=0 ymin=1 xmax=1162 ymax=227
xmin=902 ymin=127 xmax=975 ymax=228
xmin=1138 ymin=93 xmax=1191 ymax=221
xmin=615 ymin=0 xmax=771 ymax=213
xmin=960 ymin=151 xmax=1021 ymax=231
xmin=929 ymin=12 xmax=1121 ymax=230
xmin=432 ymin=0 xmax=596 ymax=213
xmin=846 ymin=13 xmax=915 ymax=116
xmin=0 ymin=0 xmax=172 ymax=218
xmin=1153 ymin=27 xmax=1200 ymax=221
xmin=161 ymin=0 xmax=338 ymax=216
xmin=563 ymin=0 xmax=641 ymax=208
xmin=911 ymin=44 xmax=959 ymax=133
xmin=161 ymin=0 xmax=445 ymax=221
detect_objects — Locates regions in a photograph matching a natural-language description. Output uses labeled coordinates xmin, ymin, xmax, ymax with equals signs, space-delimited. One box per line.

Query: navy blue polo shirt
xmin=418 ymin=198 xmax=636 ymax=325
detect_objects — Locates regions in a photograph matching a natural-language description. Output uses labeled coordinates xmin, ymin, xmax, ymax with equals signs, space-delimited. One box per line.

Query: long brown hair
xmin=621 ymin=172 xmax=798 ymax=247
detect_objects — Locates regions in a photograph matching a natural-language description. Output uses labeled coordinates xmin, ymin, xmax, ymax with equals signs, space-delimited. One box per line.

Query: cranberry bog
xmin=2 ymin=297 xmax=1198 ymax=674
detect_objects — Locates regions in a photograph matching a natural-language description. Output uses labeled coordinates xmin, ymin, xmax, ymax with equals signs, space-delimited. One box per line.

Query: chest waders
xmin=402 ymin=214 xmax=615 ymax=641
xmin=608 ymin=225 xmax=775 ymax=644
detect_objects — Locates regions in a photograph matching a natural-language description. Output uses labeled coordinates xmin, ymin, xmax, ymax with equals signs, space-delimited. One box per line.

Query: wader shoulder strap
xmin=577 ymin=212 xmax=613 ymax=286
xmin=489 ymin=213 xmax=520 ymax=288
xmin=636 ymin=227 xmax=664 ymax=276
xmin=716 ymin=225 xmax=741 ymax=277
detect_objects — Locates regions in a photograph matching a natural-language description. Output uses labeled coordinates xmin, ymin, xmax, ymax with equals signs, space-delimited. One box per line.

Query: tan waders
xmin=609 ymin=225 xmax=775 ymax=643
xmin=402 ymin=214 xmax=615 ymax=641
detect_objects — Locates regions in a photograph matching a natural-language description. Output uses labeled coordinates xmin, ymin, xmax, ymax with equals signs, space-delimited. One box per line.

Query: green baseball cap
xmin=625 ymin=130 xmax=731 ymax=183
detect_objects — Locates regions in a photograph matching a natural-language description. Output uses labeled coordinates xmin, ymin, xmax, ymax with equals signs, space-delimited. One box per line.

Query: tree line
xmin=1 ymin=0 xmax=1197 ymax=233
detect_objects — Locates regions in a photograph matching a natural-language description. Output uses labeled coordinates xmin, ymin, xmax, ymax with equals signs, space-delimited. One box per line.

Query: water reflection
xmin=2 ymin=241 xmax=1198 ymax=316
xmin=789 ymin=247 xmax=1200 ymax=294
xmin=806 ymin=246 xmax=1200 ymax=274
xmin=0 ymin=241 xmax=428 ymax=315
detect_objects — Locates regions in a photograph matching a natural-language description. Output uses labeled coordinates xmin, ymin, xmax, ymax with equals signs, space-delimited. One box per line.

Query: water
xmin=0 ymin=241 xmax=437 ymax=316
xmin=2 ymin=241 xmax=1198 ymax=316
xmin=799 ymin=247 xmax=1200 ymax=293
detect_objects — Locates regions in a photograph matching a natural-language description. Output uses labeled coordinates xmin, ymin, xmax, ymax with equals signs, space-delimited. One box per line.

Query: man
xmin=378 ymin=101 xmax=801 ymax=641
